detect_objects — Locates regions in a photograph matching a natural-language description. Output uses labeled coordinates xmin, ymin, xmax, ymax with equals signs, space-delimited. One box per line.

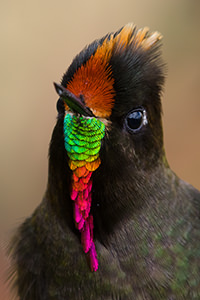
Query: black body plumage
xmin=9 ymin=24 xmax=200 ymax=299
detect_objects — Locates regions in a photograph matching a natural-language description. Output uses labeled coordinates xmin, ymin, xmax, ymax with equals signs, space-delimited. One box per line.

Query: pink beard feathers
xmin=70 ymin=168 xmax=98 ymax=271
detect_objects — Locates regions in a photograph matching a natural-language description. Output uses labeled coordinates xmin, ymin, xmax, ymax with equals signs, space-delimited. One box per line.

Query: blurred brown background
xmin=0 ymin=0 xmax=200 ymax=298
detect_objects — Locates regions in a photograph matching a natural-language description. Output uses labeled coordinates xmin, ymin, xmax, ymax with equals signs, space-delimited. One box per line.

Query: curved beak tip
xmin=53 ymin=82 xmax=94 ymax=117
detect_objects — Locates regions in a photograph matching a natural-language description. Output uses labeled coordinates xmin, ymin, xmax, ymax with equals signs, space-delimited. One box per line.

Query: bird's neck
xmin=92 ymin=154 xmax=170 ymax=242
xmin=47 ymin=118 xmax=172 ymax=244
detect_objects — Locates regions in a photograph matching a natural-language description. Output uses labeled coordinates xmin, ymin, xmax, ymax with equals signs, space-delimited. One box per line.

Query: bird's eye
xmin=125 ymin=108 xmax=148 ymax=133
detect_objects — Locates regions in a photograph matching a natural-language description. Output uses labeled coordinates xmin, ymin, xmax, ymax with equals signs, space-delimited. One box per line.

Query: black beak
xmin=54 ymin=82 xmax=94 ymax=117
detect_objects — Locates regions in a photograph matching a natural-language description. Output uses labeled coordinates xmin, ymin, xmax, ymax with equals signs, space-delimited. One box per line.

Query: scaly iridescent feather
xmin=8 ymin=23 xmax=200 ymax=300
xmin=64 ymin=114 xmax=105 ymax=271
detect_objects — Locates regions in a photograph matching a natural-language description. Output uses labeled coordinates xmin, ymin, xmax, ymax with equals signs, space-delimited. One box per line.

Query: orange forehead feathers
xmin=66 ymin=46 xmax=115 ymax=118
xmin=66 ymin=23 xmax=162 ymax=118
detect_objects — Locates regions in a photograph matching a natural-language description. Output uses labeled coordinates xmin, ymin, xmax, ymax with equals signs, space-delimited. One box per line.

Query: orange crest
xmin=67 ymin=50 xmax=115 ymax=118
xmin=66 ymin=24 xmax=162 ymax=118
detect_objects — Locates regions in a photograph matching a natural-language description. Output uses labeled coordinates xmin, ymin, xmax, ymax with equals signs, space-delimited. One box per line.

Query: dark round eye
xmin=125 ymin=108 xmax=147 ymax=133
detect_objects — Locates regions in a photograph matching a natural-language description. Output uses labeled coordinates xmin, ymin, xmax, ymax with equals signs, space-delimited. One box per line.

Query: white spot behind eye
xmin=143 ymin=109 xmax=148 ymax=125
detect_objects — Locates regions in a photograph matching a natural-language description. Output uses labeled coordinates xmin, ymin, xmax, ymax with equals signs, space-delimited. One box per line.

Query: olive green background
xmin=1 ymin=0 xmax=200 ymax=298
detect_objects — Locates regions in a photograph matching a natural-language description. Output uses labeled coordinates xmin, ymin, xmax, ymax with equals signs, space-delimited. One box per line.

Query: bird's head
xmin=54 ymin=23 xmax=165 ymax=170
xmin=51 ymin=23 xmax=166 ymax=271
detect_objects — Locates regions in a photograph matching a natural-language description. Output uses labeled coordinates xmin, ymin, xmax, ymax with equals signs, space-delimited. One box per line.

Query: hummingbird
xmin=9 ymin=23 xmax=200 ymax=299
